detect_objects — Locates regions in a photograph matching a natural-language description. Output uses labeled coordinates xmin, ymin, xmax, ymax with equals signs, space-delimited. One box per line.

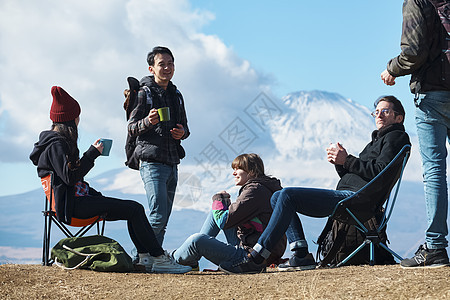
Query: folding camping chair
xmin=328 ymin=144 xmax=411 ymax=267
xmin=41 ymin=171 xmax=106 ymax=266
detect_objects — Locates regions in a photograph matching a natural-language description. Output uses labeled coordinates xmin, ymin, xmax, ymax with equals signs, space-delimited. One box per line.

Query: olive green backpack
xmin=51 ymin=235 xmax=134 ymax=272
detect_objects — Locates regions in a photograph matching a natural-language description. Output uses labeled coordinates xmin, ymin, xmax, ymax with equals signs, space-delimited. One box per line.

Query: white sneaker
xmin=152 ymin=251 xmax=192 ymax=274
xmin=136 ymin=253 xmax=154 ymax=272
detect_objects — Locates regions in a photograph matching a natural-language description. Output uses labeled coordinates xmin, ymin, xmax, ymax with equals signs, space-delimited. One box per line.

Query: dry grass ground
xmin=0 ymin=264 xmax=449 ymax=299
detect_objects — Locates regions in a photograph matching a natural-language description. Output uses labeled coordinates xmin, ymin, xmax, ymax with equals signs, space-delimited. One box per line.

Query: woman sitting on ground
xmin=172 ymin=153 xmax=286 ymax=270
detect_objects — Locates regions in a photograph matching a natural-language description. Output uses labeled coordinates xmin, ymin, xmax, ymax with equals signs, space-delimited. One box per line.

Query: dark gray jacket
xmin=128 ymin=76 xmax=189 ymax=165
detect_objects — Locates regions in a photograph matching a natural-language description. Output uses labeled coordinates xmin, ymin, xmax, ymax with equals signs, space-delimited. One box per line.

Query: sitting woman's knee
xmin=127 ymin=200 xmax=145 ymax=217
xmin=182 ymin=233 xmax=212 ymax=251
xmin=187 ymin=233 xmax=207 ymax=245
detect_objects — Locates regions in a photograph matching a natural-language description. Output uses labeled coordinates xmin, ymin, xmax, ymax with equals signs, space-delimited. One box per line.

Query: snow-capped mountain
xmin=265 ymin=90 xmax=377 ymax=189
xmin=0 ymin=90 xmax=432 ymax=267
xmin=271 ymin=90 xmax=374 ymax=160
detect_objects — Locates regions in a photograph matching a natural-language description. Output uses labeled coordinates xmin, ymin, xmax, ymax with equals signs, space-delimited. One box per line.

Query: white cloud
xmin=100 ymin=169 xmax=143 ymax=194
xmin=0 ymin=0 xmax=270 ymax=164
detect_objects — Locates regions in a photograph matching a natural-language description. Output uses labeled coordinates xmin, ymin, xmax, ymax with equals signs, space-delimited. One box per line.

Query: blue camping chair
xmin=327 ymin=144 xmax=411 ymax=267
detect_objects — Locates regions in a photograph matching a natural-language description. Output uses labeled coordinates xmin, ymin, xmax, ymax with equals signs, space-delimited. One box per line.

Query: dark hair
xmin=374 ymin=95 xmax=405 ymax=124
xmin=147 ymin=46 xmax=174 ymax=66
xmin=51 ymin=120 xmax=80 ymax=170
xmin=231 ymin=153 xmax=265 ymax=178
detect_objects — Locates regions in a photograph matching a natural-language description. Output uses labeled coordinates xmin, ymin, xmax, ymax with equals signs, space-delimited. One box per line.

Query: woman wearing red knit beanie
xmin=30 ymin=86 xmax=191 ymax=274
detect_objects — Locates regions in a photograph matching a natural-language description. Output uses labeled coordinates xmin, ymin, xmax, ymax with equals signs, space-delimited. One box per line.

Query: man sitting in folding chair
xmin=219 ymin=95 xmax=411 ymax=274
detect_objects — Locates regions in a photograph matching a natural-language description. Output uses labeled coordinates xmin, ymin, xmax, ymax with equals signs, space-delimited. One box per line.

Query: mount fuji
xmin=0 ymin=90 xmax=433 ymax=267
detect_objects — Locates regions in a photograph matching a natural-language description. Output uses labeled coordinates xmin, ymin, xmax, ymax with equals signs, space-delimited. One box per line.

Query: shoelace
xmin=230 ymin=256 xmax=251 ymax=267
xmin=161 ymin=253 xmax=179 ymax=266
xmin=416 ymin=244 xmax=427 ymax=255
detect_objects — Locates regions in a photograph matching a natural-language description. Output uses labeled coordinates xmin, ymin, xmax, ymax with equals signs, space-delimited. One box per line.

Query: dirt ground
xmin=0 ymin=264 xmax=449 ymax=299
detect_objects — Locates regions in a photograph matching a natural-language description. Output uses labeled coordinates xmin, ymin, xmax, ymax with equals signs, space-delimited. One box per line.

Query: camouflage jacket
xmin=387 ymin=0 xmax=449 ymax=93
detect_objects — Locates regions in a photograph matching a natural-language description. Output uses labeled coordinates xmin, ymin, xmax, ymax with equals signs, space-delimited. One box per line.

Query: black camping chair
xmin=41 ymin=171 xmax=106 ymax=266
xmin=327 ymin=144 xmax=411 ymax=267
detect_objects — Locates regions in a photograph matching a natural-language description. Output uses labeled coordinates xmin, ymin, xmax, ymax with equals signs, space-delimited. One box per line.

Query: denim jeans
xmin=415 ymin=91 xmax=450 ymax=249
xmin=199 ymin=211 xmax=240 ymax=245
xmin=254 ymin=187 xmax=355 ymax=257
xmin=172 ymin=211 xmax=247 ymax=267
xmin=140 ymin=161 xmax=178 ymax=246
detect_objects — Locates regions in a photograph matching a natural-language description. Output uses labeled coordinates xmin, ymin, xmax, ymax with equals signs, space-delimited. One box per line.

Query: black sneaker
xmin=400 ymin=244 xmax=449 ymax=269
xmin=219 ymin=255 xmax=266 ymax=274
xmin=277 ymin=253 xmax=316 ymax=271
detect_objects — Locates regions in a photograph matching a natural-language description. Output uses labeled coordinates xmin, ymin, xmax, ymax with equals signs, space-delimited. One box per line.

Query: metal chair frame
xmin=41 ymin=171 xmax=105 ymax=266
xmin=328 ymin=144 xmax=411 ymax=267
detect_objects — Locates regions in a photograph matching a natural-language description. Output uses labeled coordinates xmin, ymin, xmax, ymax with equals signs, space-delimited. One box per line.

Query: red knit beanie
xmin=50 ymin=86 xmax=81 ymax=122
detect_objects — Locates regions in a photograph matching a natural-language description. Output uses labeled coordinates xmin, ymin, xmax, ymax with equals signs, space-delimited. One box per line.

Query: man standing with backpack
xmin=128 ymin=46 xmax=189 ymax=248
xmin=381 ymin=0 xmax=450 ymax=268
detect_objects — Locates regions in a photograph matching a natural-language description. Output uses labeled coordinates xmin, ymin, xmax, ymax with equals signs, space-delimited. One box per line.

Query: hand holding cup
xmin=212 ymin=191 xmax=231 ymax=206
xmin=326 ymin=142 xmax=347 ymax=165
xmin=99 ymin=138 xmax=113 ymax=156
xmin=157 ymin=107 xmax=170 ymax=122
xmin=148 ymin=109 xmax=160 ymax=125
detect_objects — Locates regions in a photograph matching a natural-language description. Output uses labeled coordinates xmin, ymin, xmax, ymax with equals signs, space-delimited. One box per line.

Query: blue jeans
xmin=253 ymin=188 xmax=355 ymax=257
xmin=140 ymin=161 xmax=178 ymax=246
xmin=172 ymin=211 xmax=247 ymax=267
xmin=199 ymin=211 xmax=240 ymax=245
xmin=415 ymin=91 xmax=450 ymax=250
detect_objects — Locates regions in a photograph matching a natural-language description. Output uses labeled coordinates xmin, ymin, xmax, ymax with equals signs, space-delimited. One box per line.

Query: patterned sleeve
xmin=128 ymin=89 xmax=152 ymax=137
xmin=212 ymin=193 xmax=231 ymax=229
xmin=387 ymin=0 xmax=432 ymax=77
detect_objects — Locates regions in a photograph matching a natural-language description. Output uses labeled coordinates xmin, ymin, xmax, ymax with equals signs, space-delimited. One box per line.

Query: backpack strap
xmin=428 ymin=0 xmax=450 ymax=21
xmin=317 ymin=218 xmax=350 ymax=267
xmin=141 ymin=86 xmax=153 ymax=107
xmin=54 ymin=244 xmax=101 ymax=270
xmin=316 ymin=217 xmax=333 ymax=249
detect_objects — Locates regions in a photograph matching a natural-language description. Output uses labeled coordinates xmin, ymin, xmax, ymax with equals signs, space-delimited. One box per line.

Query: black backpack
xmin=429 ymin=0 xmax=450 ymax=88
xmin=123 ymin=77 xmax=152 ymax=170
xmin=316 ymin=210 xmax=395 ymax=267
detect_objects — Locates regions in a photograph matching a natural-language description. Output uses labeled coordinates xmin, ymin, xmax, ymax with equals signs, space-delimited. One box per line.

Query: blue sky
xmin=0 ymin=0 xmax=418 ymax=196
xmin=190 ymin=1 xmax=411 ymax=106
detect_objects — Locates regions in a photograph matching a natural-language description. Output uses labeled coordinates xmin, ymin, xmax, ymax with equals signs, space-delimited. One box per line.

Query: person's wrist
xmin=145 ymin=116 xmax=152 ymax=127
xmin=86 ymin=145 xmax=101 ymax=160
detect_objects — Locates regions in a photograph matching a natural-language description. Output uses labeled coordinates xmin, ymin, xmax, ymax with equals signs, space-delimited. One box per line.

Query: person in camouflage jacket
xmin=381 ymin=0 xmax=449 ymax=269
